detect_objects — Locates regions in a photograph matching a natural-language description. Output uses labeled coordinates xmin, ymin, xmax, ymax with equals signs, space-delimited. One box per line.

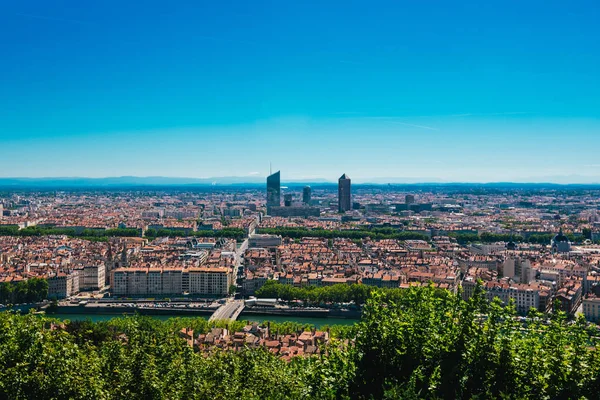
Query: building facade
xmin=266 ymin=171 xmax=281 ymax=214
xmin=188 ymin=267 xmax=232 ymax=296
xmin=111 ymin=267 xmax=232 ymax=297
xmin=268 ymin=206 xmax=320 ymax=218
xmin=338 ymin=173 xmax=351 ymax=212
xmin=81 ymin=264 xmax=106 ymax=291
xmin=583 ymin=295 xmax=600 ymax=322
xmin=303 ymin=186 xmax=312 ymax=205
xmin=248 ymin=234 xmax=282 ymax=248
xmin=47 ymin=271 xmax=79 ymax=299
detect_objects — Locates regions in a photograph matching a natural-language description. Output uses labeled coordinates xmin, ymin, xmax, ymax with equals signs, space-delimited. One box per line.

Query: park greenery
xmin=0 ymin=278 xmax=48 ymax=304
xmin=257 ymin=227 xmax=430 ymax=241
xmin=146 ymin=227 xmax=245 ymax=240
xmin=2 ymin=284 xmax=600 ymax=398
xmin=1 ymin=224 xmax=591 ymax=246
xmin=448 ymin=231 xmax=583 ymax=245
xmin=258 ymin=227 xmax=591 ymax=246
xmin=0 ymin=225 xmax=246 ymax=241
xmin=255 ymin=281 xmax=373 ymax=306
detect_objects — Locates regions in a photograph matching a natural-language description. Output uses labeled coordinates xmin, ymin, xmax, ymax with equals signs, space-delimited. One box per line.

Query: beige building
xmin=537 ymin=261 xmax=586 ymax=286
xmin=111 ymin=267 xmax=231 ymax=297
xmin=503 ymin=257 xmax=534 ymax=284
xmin=47 ymin=271 xmax=80 ymax=299
xmin=582 ymin=295 xmax=600 ymax=322
xmin=80 ymin=264 xmax=106 ymax=291
xmin=188 ymin=267 xmax=233 ymax=296
xmin=162 ymin=268 xmax=184 ymax=294
xmin=112 ymin=268 xmax=149 ymax=296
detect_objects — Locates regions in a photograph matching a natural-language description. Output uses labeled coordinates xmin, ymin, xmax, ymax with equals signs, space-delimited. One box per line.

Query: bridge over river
xmin=209 ymin=300 xmax=245 ymax=322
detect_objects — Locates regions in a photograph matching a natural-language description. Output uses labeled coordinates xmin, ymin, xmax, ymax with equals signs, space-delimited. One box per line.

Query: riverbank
xmin=50 ymin=305 xmax=216 ymax=317
xmin=46 ymin=303 xmax=362 ymax=319
xmin=241 ymin=308 xmax=361 ymax=319
xmin=43 ymin=312 xmax=360 ymax=328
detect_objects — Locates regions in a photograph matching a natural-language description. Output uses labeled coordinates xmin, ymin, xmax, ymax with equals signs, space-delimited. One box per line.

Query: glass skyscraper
xmin=302 ymin=186 xmax=311 ymax=205
xmin=338 ymin=173 xmax=351 ymax=212
xmin=266 ymin=171 xmax=281 ymax=213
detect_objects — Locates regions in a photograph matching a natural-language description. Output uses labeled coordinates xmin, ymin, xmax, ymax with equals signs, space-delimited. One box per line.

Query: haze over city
xmin=1 ymin=0 xmax=599 ymax=182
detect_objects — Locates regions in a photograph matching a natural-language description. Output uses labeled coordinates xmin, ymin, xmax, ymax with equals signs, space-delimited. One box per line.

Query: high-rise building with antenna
xmin=266 ymin=170 xmax=281 ymax=214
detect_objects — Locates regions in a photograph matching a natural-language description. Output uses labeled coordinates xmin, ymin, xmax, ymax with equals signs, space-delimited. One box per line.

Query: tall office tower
xmin=284 ymin=194 xmax=293 ymax=207
xmin=405 ymin=194 xmax=415 ymax=205
xmin=338 ymin=173 xmax=351 ymax=212
xmin=302 ymin=186 xmax=312 ymax=204
xmin=266 ymin=171 xmax=281 ymax=213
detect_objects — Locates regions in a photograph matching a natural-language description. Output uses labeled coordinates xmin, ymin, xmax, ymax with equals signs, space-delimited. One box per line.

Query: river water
xmin=48 ymin=312 xmax=359 ymax=328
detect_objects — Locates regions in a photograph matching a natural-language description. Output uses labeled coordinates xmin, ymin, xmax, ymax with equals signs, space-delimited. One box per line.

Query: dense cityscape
xmin=2 ymin=174 xmax=600 ymax=321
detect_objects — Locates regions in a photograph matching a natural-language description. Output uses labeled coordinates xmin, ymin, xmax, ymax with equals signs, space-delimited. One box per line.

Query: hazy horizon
xmin=2 ymin=175 xmax=600 ymax=185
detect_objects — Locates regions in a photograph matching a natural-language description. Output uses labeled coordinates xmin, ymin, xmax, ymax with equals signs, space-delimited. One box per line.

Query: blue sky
xmin=1 ymin=0 xmax=599 ymax=182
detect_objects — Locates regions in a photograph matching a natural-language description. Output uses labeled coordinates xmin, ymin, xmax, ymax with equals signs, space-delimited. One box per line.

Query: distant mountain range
xmin=0 ymin=176 xmax=328 ymax=187
xmin=0 ymin=176 xmax=599 ymax=188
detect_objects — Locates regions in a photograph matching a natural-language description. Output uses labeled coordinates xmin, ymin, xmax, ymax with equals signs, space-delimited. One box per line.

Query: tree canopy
xmin=0 ymin=278 xmax=48 ymax=304
xmin=2 ymin=285 xmax=600 ymax=399
xmin=257 ymin=227 xmax=430 ymax=241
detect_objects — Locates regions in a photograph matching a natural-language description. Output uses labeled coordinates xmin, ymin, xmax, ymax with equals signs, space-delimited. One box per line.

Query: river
xmin=47 ymin=312 xmax=359 ymax=328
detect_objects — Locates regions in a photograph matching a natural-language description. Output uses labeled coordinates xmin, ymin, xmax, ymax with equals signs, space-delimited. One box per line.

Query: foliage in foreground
xmin=355 ymin=286 xmax=600 ymax=399
xmin=2 ymin=285 xmax=600 ymax=399
xmin=0 ymin=314 xmax=355 ymax=400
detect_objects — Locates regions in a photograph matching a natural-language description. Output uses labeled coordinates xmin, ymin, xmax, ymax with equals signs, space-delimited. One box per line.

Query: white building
xmin=81 ymin=264 xmax=106 ymax=291
xmin=469 ymin=243 xmax=506 ymax=255
xmin=47 ymin=271 xmax=80 ymax=299
xmin=249 ymin=234 xmax=282 ymax=248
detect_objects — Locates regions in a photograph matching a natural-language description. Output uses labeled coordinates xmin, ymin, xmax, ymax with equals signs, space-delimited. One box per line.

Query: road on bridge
xmin=209 ymin=300 xmax=245 ymax=322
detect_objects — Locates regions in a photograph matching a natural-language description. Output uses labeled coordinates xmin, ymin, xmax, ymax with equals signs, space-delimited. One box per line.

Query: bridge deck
xmin=209 ymin=300 xmax=245 ymax=322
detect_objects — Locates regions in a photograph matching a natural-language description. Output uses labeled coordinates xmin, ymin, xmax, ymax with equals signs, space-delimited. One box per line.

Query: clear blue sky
xmin=1 ymin=0 xmax=599 ymax=182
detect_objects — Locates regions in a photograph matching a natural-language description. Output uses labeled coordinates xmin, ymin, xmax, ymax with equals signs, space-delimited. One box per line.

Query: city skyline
xmin=1 ymin=1 xmax=599 ymax=181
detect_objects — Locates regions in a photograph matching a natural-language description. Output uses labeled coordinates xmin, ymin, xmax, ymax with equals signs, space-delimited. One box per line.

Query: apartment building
xmin=80 ymin=264 xmax=106 ymax=291
xmin=47 ymin=271 xmax=80 ymax=299
xmin=582 ymin=294 xmax=600 ymax=322
xmin=112 ymin=268 xmax=149 ymax=296
xmin=248 ymin=234 xmax=282 ymax=248
xmin=111 ymin=267 xmax=232 ymax=297
xmin=188 ymin=267 xmax=232 ymax=296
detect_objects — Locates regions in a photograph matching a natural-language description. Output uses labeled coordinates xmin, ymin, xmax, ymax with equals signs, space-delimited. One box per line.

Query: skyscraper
xmin=284 ymin=194 xmax=293 ymax=207
xmin=266 ymin=171 xmax=281 ymax=213
xmin=302 ymin=186 xmax=312 ymax=205
xmin=338 ymin=173 xmax=351 ymax=212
